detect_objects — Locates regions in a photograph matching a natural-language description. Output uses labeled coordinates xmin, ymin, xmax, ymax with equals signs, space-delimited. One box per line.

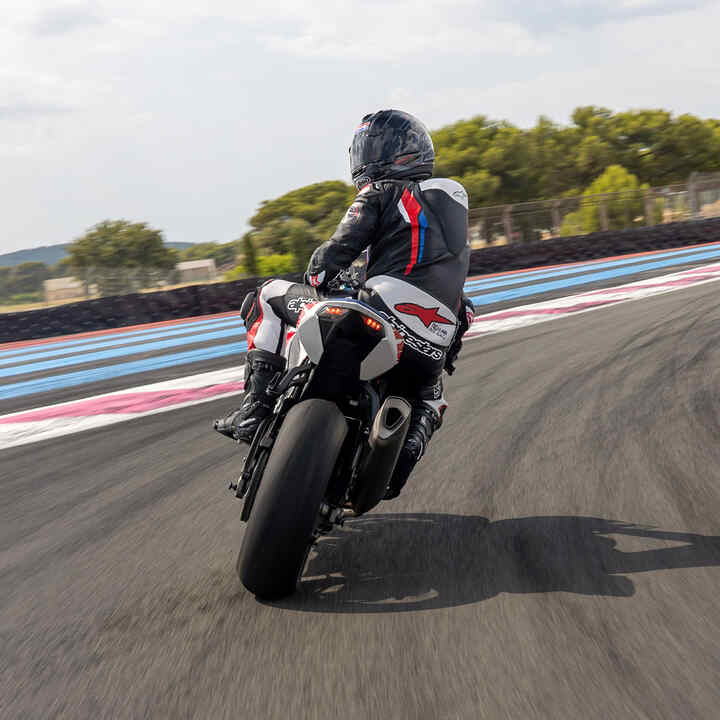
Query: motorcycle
xmin=230 ymin=286 xmax=410 ymax=599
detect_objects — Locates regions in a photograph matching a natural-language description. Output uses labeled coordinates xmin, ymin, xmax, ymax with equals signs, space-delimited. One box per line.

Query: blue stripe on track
xmin=0 ymin=314 xmax=243 ymax=362
xmin=0 ymin=318 xmax=245 ymax=368
xmin=464 ymin=243 xmax=720 ymax=292
xmin=0 ymin=327 xmax=246 ymax=379
xmin=468 ymin=246 xmax=720 ymax=306
xmin=4 ymin=242 xmax=720 ymax=401
xmin=0 ymin=342 xmax=249 ymax=399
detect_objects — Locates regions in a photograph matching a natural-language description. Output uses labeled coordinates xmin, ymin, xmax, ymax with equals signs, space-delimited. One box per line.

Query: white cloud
xmin=258 ymin=1 xmax=547 ymax=60
xmin=30 ymin=3 xmax=105 ymax=36
xmin=1 ymin=0 xmax=719 ymax=252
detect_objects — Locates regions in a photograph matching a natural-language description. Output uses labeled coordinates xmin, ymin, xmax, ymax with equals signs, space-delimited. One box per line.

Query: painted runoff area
xmin=465 ymin=243 xmax=720 ymax=304
xmin=2 ymin=259 xmax=720 ymax=450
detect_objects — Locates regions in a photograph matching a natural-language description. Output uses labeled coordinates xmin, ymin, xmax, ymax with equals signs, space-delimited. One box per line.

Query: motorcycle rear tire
xmin=236 ymin=398 xmax=348 ymax=599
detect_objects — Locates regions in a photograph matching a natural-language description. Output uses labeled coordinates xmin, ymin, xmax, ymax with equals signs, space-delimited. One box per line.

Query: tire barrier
xmin=4 ymin=216 xmax=720 ymax=343
xmin=0 ymin=274 xmax=304 ymax=343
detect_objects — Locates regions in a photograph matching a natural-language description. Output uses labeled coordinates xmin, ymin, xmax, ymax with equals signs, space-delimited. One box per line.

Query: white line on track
xmin=2 ymin=261 xmax=720 ymax=450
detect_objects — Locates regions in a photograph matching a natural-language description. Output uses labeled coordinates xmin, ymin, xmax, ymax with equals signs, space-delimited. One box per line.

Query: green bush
xmin=223 ymin=265 xmax=247 ymax=281
xmin=257 ymin=253 xmax=295 ymax=276
xmin=560 ymin=165 xmax=648 ymax=235
xmin=5 ymin=292 xmax=43 ymax=304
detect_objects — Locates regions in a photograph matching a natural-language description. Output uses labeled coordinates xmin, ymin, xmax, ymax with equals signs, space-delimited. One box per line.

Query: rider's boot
xmin=384 ymin=403 xmax=443 ymax=500
xmin=213 ymin=349 xmax=286 ymax=443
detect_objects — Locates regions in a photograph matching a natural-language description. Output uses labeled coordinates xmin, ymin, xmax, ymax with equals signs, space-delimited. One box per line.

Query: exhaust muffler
xmin=349 ymin=397 xmax=412 ymax=515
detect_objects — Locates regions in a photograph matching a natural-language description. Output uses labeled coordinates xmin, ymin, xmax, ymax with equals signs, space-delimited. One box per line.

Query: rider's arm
xmin=305 ymin=185 xmax=382 ymax=289
xmin=445 ymin=293 xmax=474 ymax=375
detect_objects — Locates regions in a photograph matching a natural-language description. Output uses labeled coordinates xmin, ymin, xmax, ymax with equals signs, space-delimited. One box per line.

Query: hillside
xmin=0 ymin=242 xmax=195 ymax=268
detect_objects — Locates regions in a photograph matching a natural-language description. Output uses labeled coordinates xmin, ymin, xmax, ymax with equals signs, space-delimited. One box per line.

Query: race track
xmin=2 ymin=272 xmax=720 ymax=718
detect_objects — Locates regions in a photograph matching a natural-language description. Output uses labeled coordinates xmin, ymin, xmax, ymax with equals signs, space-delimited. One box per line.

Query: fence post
xmin=688 ymin=172 xmax=699 ymax=218
xmin=644 ymin=192 xmax=655 ymax=226
xmin=599 ymin=199 xmax=609 ymax=231
xmin=503 ymin=205 xmax=513 ymax=243
xmin=551 ymin=200 xmax=561 ymax=237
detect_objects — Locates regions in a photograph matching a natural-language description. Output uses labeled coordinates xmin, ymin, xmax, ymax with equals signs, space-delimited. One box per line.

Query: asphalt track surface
xmin=3 ymin=275 xmax=720 ymax=717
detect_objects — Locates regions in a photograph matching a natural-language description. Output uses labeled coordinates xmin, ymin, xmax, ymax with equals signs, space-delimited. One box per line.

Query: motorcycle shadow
xmin=267 ymin=513 xmax=720 ymax=613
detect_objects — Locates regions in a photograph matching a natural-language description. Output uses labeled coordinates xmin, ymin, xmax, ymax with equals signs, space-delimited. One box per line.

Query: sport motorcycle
xmin=231 ymin=287 xmax=411 ymax=599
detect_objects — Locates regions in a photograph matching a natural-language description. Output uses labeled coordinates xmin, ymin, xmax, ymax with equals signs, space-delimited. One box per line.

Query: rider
xmin=214 ymin=109 xmax=473 ymax=499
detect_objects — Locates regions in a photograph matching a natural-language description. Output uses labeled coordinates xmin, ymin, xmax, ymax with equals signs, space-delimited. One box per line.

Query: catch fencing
xmin=469 ymin=173 xmax=720 ymax=247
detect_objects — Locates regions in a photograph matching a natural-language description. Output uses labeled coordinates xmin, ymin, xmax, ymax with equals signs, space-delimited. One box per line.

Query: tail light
xmin=363 ymin=316 xmax=382 ymax=331
xmin=321 ymin=306 xmax=347 ymax=318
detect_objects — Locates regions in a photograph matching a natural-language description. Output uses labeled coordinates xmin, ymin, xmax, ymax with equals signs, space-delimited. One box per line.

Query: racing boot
xmin=384 ymin=403 xmax=443 ymax=500
xmin=213 ymin=349 xmax=286 ymax=443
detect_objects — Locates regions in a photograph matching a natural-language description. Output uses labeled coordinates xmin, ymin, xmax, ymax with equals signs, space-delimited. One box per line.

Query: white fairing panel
xmin=285 ymin=330 xmax=308 ymax=369
xmin=359 ymin=336 xmax=397 ymax=381
xmin=365 ymin=275 xmax=458 ymax=347
xmin=294 ymin=311 xmax=324 ymax=364
xmin=292 ymin=299 xmax=400 ymax=380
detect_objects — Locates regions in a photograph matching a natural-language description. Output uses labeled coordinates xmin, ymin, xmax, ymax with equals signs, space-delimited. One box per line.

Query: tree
xmin=68 ymin=220 xmax=177 ymax=296
xmin=222 ymin=181 xmax=355 ymax=278
xmin=0 ymin=262 xmax=51 ymax=301
xmin=52 ymin=257 xmax=73 ymax=277
xmin=229 ymin=105 xmax=720 ymax=266
xmin=0 ymin=267 xmax=11 ymax=299
xmin=249 ymin=180 xmax=355 ymax=231
xmin=560 ymin=165 xmax=648 ymax=235
xmin=180 ymin=242 xmax=238 ymax=268
xmin=11 ymin=262 xmax=50 ymax=294
xmin=241 ymin=233 xmax=258 ymax=276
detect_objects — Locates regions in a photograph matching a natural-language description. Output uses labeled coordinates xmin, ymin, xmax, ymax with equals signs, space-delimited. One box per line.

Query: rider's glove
xmin=444 ymin=293 xmax=474 ymax=375
xmin=304 ymin=269 xmax=328 ymax=290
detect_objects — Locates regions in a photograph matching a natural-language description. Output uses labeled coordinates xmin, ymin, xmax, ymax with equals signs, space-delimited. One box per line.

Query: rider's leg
xmin=384 ymin=372 xmax=447 ymax=500
xmin=213 ymin=279 xmax=318 ymax=442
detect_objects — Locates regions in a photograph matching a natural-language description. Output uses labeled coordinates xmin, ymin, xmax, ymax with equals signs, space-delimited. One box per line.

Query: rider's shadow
xmin=271 ymin=513 xmax=720 ymax=613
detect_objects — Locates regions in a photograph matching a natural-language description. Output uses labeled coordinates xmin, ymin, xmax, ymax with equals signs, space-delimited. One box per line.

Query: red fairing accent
xmin=246 ymin=302 xmax=264 ymax=350
xmin=393 ymin=329 xmax=405 ymax=360
xmin=297 ymin=301 xmax=317 ymax=327
xmin=401 ymin=188 xmax=422 ymax=275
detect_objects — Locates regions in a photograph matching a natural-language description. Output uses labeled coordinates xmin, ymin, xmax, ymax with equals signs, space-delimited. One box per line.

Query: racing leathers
xmin=215 ymin=177 xmax=472 ymax=498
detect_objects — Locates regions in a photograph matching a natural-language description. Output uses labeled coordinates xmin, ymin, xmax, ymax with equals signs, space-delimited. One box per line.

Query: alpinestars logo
xmin=394 ymin=303 xmax=454 ymax=328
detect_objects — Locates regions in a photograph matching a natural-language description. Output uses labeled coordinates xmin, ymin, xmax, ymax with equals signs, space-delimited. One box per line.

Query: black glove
xmin=444 ymin=293 xmax=474 ymax=375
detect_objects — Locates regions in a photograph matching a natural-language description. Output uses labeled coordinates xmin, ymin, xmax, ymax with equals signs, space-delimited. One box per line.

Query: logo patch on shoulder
xmin=343 ymin=203 xmax=362 ymax=223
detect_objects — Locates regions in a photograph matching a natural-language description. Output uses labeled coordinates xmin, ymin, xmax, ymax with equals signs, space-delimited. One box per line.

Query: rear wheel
xmin=237 ymin=399 xmax=348 ymax=599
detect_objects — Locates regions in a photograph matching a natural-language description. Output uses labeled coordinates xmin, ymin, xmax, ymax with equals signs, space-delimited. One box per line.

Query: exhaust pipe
xmin=349 ymin=397 xmax=412 ymax=515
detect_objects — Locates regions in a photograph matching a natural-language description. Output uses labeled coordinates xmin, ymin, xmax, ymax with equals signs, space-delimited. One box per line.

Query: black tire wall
xmin=4 ymin=217 xmax=720 ymax=343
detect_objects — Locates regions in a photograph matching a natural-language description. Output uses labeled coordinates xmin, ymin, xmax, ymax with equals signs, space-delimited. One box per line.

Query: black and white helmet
xmin=349 ymin=109 xmax=435 ymax=190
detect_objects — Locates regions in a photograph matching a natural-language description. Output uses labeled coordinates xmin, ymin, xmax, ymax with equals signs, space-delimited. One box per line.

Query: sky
xmin=2 ymin=0 xmax=720 ymax=253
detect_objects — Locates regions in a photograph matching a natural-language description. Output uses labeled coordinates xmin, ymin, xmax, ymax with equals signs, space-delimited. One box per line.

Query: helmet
xmin=349 ymin=109 xmax=435 ymax=190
